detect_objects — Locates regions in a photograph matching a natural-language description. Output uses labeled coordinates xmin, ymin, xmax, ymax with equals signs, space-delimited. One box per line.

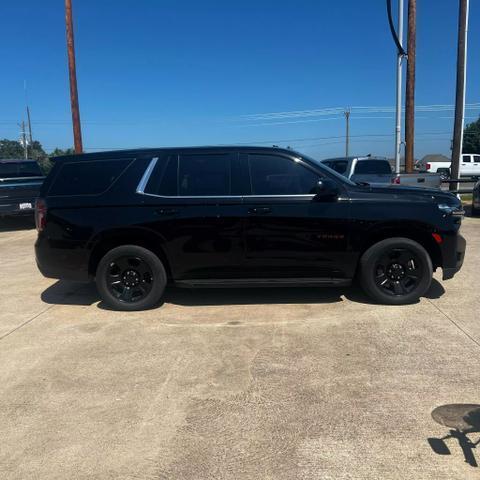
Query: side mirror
xmin=313 ymin=178 xmax=340 ymax=201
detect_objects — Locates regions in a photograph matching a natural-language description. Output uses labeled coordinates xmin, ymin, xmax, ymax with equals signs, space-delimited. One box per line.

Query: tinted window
xmin=0 ymin=161 xmax=43 ymax=178
xmin=463 ymin=155 xmax=471 ymax=163
xmin=179 ymin=154 xmax=231 ymax=196
xmin=474 ymin=156 xmax=480 ymax=163
xmin=248 ymin=154 xmax=320 ymax=195
xmin=145 ymin=155 xmax=178 ymax=196
xmin=327 ymin=160 xmax=349 ymax=175
xmin=354 ymin=160 xmax=392 ymax=175
xmin=49 ymin=159 xmax=129 ymax=196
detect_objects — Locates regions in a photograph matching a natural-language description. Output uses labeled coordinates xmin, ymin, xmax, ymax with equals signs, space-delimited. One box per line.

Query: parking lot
xmin=0 ymin=215 xmax=479 ymax=479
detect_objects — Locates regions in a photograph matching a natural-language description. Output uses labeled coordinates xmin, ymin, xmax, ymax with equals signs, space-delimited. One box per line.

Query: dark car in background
xmin=35 ymin=146 xmax=466 ymax=311
xmin=472 ymin=179 xmax=480 ymax=216
xmin=0 ymin=159 xmax=45 ymax=217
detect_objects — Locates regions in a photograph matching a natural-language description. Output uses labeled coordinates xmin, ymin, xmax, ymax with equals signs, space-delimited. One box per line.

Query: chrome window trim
xmin=136 ymin=157 xmax=158 ymax=194
xmin=136 ymin=155 xmax=347 ymax=200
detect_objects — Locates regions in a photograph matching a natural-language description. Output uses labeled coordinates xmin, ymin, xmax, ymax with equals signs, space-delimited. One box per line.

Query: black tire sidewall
xmin=96 ymin=245 xmax=166 ymax=311
xmin=360 ymin=238 xmax=433 ymax=305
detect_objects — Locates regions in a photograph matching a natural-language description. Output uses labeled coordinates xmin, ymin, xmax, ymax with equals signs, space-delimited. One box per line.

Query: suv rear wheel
xmin=359 ymin=238 xmax=433 ymax=305
xmin=96 ymin=245 xmax=167 ymax=311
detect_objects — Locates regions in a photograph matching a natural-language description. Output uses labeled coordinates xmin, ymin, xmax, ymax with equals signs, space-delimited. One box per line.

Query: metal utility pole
xmin=65 ymin=0 xmax=83 ymax=154
xmin=394 ymin=0 xmax=405 ymax=174
xmin=405 ymin=0 xmax=417 ymax=173
xmin=450 ymin=0 xmax=470 ymax=192
xmin=344 ymin=108 xmax=351 ymax=157
xmin=19 ymin=121 xmax=28 ymax=159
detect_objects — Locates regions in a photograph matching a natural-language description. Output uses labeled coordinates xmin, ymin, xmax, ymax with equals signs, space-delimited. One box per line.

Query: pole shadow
xmin=428 ymin=404 xmax=480 ymax=468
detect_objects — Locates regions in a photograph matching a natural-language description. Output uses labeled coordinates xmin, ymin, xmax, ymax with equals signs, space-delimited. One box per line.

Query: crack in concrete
xmin=0 ymin=304 xmax=56 ymax=341
xmin=427 ymin=298 xmax=480 ymax=349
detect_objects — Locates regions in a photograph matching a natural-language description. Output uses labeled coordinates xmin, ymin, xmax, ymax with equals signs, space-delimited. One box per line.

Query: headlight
xmin=438 ymin=203 xmax=465 ymax=217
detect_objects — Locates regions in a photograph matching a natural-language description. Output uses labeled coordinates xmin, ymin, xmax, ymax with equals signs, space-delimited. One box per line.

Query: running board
xmin=175 ymin=278 xmax=352 ymax=289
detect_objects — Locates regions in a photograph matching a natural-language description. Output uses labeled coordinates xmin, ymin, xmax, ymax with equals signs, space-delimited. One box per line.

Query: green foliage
xmin=0 ymin=139 xmax=74 ymax=174
xmin=50 ymin=147 xmax=75 ymax=157
xmin=463 ymin=117 xmax=480 ymax=154
xmin=0 ymin=139 xmax=24 ymax=158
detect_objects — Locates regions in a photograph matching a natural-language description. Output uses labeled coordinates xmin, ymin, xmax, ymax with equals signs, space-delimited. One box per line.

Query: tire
xmin=359 ymin=237 xmax=433 ymax=305
xmin=472 ymin=203 xmax=480 ymax=217
xmin=96 ymin=245 xmax=167 ymax=311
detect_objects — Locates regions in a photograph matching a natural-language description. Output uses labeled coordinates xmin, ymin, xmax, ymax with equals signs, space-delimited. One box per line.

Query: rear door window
xmin=179 ymin=154 xmax=231 ymax=196
xmin=145 ymin=155 xmax=179 ymax=196
xmin=48 ymin=159 xmax=130 ymax=196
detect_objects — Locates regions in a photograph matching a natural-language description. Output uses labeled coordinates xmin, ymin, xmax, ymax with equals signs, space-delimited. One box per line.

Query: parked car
xmin=35 ymin=147 xmax=466 ymax=310
xmin=472 ymin=179 xmax=480 ymax=216
xmin=0 ymin=159 xmax=45 ymax=217
xmin=321 ymin=156 xmax=442 ymax=189
xmin=416 ymin=153 xmax=480 ymax=179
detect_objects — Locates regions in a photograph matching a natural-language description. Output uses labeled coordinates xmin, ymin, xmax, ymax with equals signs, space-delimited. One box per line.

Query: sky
xmin=0 ymin=0 xmax=479 ymax=160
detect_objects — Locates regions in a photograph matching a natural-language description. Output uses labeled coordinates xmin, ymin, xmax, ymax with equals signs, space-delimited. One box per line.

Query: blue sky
xmin=1 ymin=0 xmax=479 ymax=159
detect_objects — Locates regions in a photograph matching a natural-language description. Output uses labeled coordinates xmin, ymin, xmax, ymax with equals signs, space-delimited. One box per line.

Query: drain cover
xmin=431 ymin=404 xmax=480 ymax=431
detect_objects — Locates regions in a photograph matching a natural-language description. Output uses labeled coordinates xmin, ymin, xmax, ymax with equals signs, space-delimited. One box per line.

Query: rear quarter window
xmin=48 ymin=159 xmax=130 ymax=196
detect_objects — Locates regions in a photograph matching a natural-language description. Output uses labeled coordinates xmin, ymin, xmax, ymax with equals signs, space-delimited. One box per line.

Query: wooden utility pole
xmin=26 ymin=106 xmax=33 ymax=144
xmin=450 ymin=0 xmax=470 ymax=192
xmin=405 ymin=0 xmax=416 ymax=173
xmin=344 ymin=108 xmax=351 ymax=157
xmin=65 ymin=0 xmax=83 ymax=154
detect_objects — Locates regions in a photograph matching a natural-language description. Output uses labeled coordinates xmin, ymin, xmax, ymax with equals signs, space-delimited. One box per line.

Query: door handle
xmin=248 ymin=207 xmax=271 ymax=215
xmin=155 ymin=208 xmax=178 ymax=216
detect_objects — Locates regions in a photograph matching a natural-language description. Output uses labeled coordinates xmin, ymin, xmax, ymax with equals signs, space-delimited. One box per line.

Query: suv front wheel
xmin=359 ymin=238 xmax=433 ymax=305
xmin=96 ymin=245 xmax=167 ymax=311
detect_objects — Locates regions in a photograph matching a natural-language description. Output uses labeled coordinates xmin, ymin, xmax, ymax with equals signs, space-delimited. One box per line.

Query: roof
xmin=51 ymin=145 xmax=300 ymax=162
xmin=0 ymin=158 xmax=39 ymax=164
xmin=421 ymin=154 xmax=451 ymax=163
xmin=321 ymin=156 xmax=387 ymax=162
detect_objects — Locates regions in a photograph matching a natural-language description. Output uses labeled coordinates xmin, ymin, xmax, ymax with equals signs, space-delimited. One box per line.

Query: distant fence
xmin=442 ymin=177 xmax=478 ymax=195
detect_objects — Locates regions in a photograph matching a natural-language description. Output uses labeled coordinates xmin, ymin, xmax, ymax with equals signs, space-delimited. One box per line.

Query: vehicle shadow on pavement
xmin=40 ymin=278 xmax=445 ymax=308
xmin=0 ymin=216 xmax=35 ymax=232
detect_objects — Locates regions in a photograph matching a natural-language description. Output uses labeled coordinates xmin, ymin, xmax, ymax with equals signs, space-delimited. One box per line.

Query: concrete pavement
xmin=0 ymin=216 xmax=479 ymax=479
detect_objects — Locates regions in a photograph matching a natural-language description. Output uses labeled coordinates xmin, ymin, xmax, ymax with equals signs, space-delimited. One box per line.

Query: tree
xmin=0 ymin=138 xmax=70 ymax=174
xmin=50 ymin=147 xmax=75 ymax=157
xmin=0 ymin=139 xmax=24 ymax=158
xmin=463 ymin=117 xmax=480 ymax=154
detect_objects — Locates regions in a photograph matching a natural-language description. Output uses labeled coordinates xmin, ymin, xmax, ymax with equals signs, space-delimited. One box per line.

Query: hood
xmin=361 ymin=184 xmax=461 ymax=206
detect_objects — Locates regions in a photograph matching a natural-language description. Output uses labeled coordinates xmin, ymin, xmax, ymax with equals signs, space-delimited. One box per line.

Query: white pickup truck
xmin=321 ymin=156 xmax=442 ymax=189
xmin=416 ymin=154 xmax=480 ymax=179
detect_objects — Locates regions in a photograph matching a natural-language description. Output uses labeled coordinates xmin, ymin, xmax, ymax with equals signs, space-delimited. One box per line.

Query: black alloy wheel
xmin=360 ymin=237 xmax=433 ymax=305
xmin=106 ymin=255 xmax=153 ymax=303
xmin=374 ymin=247 xmax=422 ymax=297
xmin=96 ymin=245 xmax=167 ymax=311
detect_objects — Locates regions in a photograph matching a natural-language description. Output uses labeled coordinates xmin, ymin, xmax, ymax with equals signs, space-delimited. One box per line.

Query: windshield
xmin=299 ymin=153 xmax=356 ymax=186
xmin=0 ymin=161 xmax=43 ymax=178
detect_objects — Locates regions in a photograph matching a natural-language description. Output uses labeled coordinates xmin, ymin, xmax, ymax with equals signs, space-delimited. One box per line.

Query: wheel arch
xmin=88 ymin=227 xmax=172 ymax=279
xmin=357 ymin=223 xmax=442 ymax=273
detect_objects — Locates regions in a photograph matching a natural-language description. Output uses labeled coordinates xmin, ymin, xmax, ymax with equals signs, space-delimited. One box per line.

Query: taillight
xmin=391 ymin=176 xmax=401 ymax=184
xmin=35 ymin=198 xmax=47 ymax=232
xmin=426 ymin=163 xmax=431 ymax=170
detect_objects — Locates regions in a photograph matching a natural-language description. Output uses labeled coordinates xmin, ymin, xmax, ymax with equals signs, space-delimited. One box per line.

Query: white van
xmin=417 ymin=154 xmax=480 ymax=178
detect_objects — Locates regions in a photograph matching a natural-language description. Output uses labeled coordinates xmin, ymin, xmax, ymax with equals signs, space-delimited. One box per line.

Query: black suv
xmin=35 ymin=147 xmax=466 ymax=310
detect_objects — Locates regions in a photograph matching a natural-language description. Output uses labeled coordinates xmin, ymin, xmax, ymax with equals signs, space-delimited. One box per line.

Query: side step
xmin=175 ymin=278 xmax=352 ymax=289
